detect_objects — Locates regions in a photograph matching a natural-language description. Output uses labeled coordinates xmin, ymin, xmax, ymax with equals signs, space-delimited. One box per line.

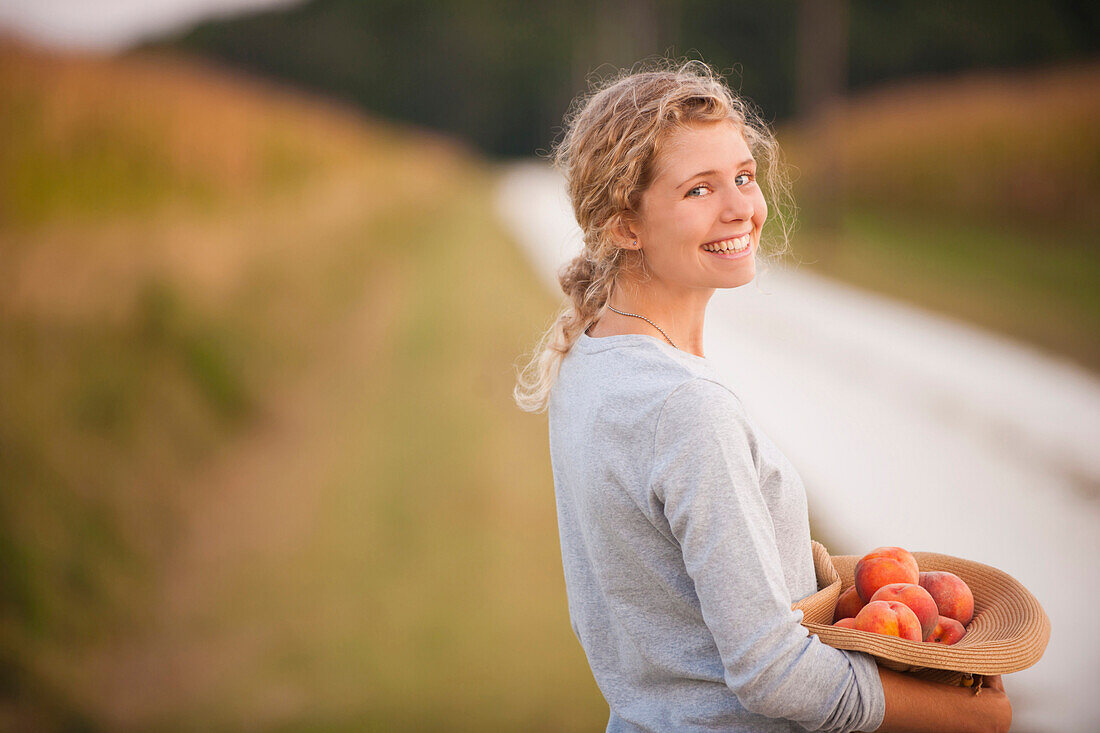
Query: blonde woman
xmin=515 ymin=61 xmax=1011 ymax=732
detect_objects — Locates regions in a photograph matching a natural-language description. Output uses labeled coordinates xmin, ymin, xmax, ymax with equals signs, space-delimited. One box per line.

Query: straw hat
xmin=792 ymin=541 xmax=1051 ymax=686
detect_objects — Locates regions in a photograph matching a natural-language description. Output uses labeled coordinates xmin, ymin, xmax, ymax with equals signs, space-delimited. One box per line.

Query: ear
xmin=608 ymin=211 xmax=642 ymax=250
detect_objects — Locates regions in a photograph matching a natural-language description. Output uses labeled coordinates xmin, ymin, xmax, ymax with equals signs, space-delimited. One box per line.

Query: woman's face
xmin=628 ymin=120 xmax=767 ymax=292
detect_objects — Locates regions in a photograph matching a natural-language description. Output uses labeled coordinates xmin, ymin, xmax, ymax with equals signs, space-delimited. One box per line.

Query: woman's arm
xmin=866 ymin=669 xmax=1011 ymax=733
xmin=651 ymin=379 xmax=886 ymax=730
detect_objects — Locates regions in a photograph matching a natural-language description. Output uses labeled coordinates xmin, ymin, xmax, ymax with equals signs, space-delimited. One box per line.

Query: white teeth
xmin=703 ymin=235 xmax=751 ymax=253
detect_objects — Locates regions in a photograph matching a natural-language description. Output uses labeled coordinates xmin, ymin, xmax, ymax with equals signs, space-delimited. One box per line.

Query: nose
xmin=720 ymin=185 xmax=754 ymax=223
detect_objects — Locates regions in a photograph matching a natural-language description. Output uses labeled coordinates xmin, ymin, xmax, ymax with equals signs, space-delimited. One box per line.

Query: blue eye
xmin=687 ymin=185 xmax=710 ymax=197
xmin=735 ymin=173 xmax=754 ymax=186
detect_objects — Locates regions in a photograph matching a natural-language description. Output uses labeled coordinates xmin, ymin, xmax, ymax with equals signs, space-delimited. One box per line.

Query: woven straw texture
xmin=792 ymin=542 xmax=1051 ymax=686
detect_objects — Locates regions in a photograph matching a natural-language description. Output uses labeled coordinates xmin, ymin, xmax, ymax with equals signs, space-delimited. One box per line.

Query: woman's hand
xmin=869 ymin=667 xmax=1011 ymax=733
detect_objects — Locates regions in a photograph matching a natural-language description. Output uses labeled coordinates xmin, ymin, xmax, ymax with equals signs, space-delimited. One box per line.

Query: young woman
xmin=514 ymin=61 xmax=1011 ymax=732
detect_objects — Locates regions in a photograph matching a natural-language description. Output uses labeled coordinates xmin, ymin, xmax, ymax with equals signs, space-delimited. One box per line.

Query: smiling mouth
xmin=701 ymin=234 xmax=752 ymax=253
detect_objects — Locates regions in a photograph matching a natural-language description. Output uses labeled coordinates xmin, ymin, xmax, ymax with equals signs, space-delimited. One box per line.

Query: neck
xmin=601 ymin=275 xmax=712 ymax=358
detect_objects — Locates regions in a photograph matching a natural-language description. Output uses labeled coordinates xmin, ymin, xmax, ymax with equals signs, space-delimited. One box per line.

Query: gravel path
xmin=497 ymin=160 xmax=1100 ymax=732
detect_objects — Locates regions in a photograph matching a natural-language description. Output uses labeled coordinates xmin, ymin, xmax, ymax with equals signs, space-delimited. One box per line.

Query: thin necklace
xmin=606 ymin=304 xmax=677 ymax=349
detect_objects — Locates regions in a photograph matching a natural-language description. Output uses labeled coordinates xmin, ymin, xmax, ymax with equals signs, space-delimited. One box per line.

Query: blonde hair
xmin=513 ymin=58 xmax=793 ymax=413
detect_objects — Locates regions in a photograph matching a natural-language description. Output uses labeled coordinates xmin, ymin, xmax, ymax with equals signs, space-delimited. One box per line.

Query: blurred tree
xmin=152 ymin=0 xmax=1099 ymax=157
xmin=796 ymin=0 xmax=847 ymax=118
xmin=796 ymin=0 xmax=848 ymax=236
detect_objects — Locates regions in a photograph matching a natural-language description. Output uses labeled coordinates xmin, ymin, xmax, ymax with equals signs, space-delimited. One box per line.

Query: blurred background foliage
xmin=158 ymin=0 xmax=1098 ymax=157
xmin=0 ymin=0 xmax=1098 ymax=729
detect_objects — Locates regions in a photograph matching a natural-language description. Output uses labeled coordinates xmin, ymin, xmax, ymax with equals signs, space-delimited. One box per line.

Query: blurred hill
xmin=0 ymin=39 xmax=603 ymax=730
xmin=781 ymin=62 xmax=1100 ymax=370
xmin=784 ymin=64 xmax=1100 ymax=230
xmin=150 ymin=0 xmax=1100 ymax=157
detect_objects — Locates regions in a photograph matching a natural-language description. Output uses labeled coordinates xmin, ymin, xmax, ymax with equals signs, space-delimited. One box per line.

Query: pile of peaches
xmin=833 ymin=546 xmax=974 ymax=645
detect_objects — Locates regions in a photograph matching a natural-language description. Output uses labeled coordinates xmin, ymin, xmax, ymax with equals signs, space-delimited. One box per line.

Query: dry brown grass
xmin=0 ymin=38 xmax=466 ymax=322
xmin=0 ymin=38 xmax=370 ymax=200
xmin=782 ymin=62 xmax=1100 ymax=229
xmin=0 ymin=40 xmax=606 ymax=731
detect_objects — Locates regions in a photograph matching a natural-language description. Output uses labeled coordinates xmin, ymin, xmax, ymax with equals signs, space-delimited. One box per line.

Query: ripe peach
xmin=853 ymin=600 xmax=923 ymax=641
xmin=833 ymin=617 xmax=857 ymax=629
xmin=870 ymin=546 xmax=920 ymax=577
xmin=834 ymin=585 xmax=866 ymax=622
xmin=854 ymin=547 xmax=920 ymax=602
xmin=870 ymin=583 xmax=939 ymax=641
xmin=918 ymin=571 xmax=975 ymax=626
xmin=927 ymin=615 xmax=967 ymax=645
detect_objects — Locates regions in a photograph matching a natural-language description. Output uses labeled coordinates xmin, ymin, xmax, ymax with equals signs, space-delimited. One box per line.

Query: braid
xmin=512 ymin=252 xmax=618 ymax=413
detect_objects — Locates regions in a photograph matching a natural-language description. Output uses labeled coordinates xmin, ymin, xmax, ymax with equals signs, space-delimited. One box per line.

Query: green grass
xmin=0 ymin=89 xmax=194 ymax=225
xmin=124 ymin=173 xmax=608 ymax=732
xmin=0 ymin=43 xmax=607 ymax=731
xmin=792 ymin=209 xmax=1100 ymax=371
xmin=0 ymin=62 xmax=608 ymax=729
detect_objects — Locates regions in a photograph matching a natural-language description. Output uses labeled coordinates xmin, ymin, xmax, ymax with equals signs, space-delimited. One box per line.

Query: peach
xmin=853 ymin=600 xmax=923 ymax=641
xmin=870 ymin=582 xmax=939 ymax=641
xmin=919 ymin=571 xmax=975 ymax=626
xmin=833 ymin=617 xmax=857 ymax=629
xmin=854 ymin=547 xmax=920 ymax=602
xmin=870 ymin=546 xmax=920 ymax=577
xmin=833 ymin=585 xmax=866 ymax=622
xmin=927 ymin=615 xmax=967 ymax=645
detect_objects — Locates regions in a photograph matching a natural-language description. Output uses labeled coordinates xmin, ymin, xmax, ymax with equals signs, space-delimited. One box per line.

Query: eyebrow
xmin=677 ymin=159 xmax=756 ymax=188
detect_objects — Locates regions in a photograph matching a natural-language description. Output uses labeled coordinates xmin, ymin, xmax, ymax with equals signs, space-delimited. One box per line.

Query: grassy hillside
xmin=0 ymin=41 xmax=606 ymax=731
xmin=782 ymin=63 xmax=1100 ymax=370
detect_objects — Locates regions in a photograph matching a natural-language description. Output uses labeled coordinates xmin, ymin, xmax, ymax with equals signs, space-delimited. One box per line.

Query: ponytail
xmin=513 ymin=253 xmax=618 ymax=413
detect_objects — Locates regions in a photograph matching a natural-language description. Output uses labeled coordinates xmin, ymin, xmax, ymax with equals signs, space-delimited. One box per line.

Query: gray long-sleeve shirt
xmin=548 ymin=332 xmax=885 ymax=732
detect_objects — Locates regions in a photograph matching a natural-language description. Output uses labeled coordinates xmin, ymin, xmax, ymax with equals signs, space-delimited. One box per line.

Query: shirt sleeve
xmin=649 ymin=378 xmax=885 ymax=733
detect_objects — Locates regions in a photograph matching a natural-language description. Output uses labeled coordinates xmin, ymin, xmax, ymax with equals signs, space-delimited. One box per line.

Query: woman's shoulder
xmin=657 ymin=375 xmax=749 ymax=429
xmin=646 ymin=376 xmax=761 ymax=462
xmin=553 ymin=334 xmax=748 ymax=427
